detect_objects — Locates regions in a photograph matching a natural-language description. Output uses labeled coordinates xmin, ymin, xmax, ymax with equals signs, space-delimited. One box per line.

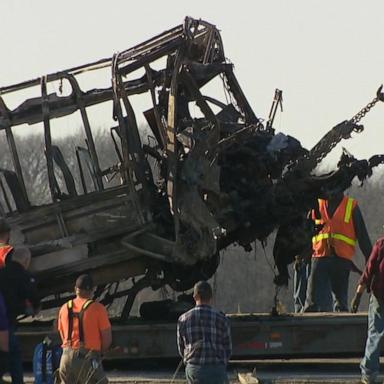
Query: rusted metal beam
xmin=0 ymin=72 xmax=164 ymax=130
xmin=119 ymin=273 xmax=157 ymax=322
xmin=111 ymin=54 xmax=146 ymax=224
xmin=118 ymin=38 xmax=184 ymax=77
xmin=0 ymin=176 xmax=12 ymax=213
xmin=117 ymin=68 xmax=151 ymax=195
xmin=165 ymin=47 xmax=184 ymax=227
xmin=114 ymin=24 xmax=184 ymax=64
xmin=0 ymin=24 xmax=184 ymax=95
xmin=38 ymin=254 xmax=150 ymax=298
xmin=179 ymin=68 xmax=219 ymax=125
xmin=144 ymin=64 xmax=166 ymax=148
xmin=64 ymin=74 xmax=103 ymax=191
xmin=41 ymin=76 xmax=56 ymax=202
xmin=224 ymin=66 xmax=261 ymax=126
xmin=0 ymin=96 xmax=30 ymax=206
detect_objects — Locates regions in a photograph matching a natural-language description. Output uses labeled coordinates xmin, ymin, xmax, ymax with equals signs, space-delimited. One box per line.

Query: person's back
xmin=0 ymin=259 xmax=39 ymax=324
xmin=0 ymin=247 xmax=38 ymax=384
xmin=56 ymin=274 xmax=111 ymax=384
xmin=178 ymin=305 xmax=231 ymax=366
xmin=58 ymin=297 xmax=110 ymax=352
xmin=177 ymin=281 xmax=231 ymax=384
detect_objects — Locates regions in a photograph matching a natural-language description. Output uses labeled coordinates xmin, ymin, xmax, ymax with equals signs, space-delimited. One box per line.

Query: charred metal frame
xmin=0 ymin=17 xmax=262 ymax=315
xmin=1 ymin=17 xmax=383 ymax=317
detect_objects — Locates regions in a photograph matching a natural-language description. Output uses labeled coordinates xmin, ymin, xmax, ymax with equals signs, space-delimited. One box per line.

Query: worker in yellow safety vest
xmin=304 ymin=191 xmax=372 ymax=312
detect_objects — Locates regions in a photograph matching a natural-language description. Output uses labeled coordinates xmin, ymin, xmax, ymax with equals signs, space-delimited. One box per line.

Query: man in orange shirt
xmin=57 ymin=274 xmax=112 ymax=384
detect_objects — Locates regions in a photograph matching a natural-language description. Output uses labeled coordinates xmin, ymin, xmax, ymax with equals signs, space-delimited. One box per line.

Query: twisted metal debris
xmin=0 ymin=17 xmax=383 ymax=317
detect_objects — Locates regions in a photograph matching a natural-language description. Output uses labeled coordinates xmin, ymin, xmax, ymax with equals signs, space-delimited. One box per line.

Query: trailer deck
xmin=10 ymin=359 xmax=384 ymax=383
xmin=17 ymin=312 xmax=369 ymax=362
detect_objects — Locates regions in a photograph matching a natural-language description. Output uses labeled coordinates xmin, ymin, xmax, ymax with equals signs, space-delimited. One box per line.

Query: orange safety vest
xmin=0 ymin=243 xmax=13 ymax=268
xmin=312 ymin=196 xmax=357 ymax=260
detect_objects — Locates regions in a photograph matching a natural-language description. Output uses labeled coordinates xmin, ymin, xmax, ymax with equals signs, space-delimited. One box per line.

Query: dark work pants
xmin=9 ymin=327 xmax=24 ymax=384
xmin=185 ymin=363 xmax=228 ymax=384
xmin=0 ymin=350 xmax=9 ymax=379
xmin=304 ymin=255 xmax=350 ymax=312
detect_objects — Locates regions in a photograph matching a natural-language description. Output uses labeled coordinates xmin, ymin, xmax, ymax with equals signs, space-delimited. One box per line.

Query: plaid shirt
xmin=177 ymin=304 xmax=232 ymax=365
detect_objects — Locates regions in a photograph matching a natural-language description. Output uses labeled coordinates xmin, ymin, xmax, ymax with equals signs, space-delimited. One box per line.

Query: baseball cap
xmin=75 ymin=274 xmax=94 ymax=291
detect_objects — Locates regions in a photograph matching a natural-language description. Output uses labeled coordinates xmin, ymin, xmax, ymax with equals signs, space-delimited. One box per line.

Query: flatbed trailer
xmin=8 ymin=360 xmax=381 ymax=384
xmin=17 ymin=312 xmax=368 ymax=362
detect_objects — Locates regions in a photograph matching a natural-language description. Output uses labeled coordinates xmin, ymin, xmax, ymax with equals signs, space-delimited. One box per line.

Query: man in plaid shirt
xmin=177 ymin=281 xmax=232 ymax=384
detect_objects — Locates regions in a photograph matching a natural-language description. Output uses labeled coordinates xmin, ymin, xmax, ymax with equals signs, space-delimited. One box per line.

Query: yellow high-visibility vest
xmin=312 ymin=196 xmax=357 ymax=260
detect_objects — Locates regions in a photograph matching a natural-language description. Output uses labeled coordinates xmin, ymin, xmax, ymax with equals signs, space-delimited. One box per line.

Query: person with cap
xmin=0 ymin=218 xmax=13 ymax=268
xmin=0 ymin=246 xmax=40 ymax=384
xmin=56 ymin=274 xmax=112 ymax=384
xmin=177 ymin=281 xmax=232 ymax=384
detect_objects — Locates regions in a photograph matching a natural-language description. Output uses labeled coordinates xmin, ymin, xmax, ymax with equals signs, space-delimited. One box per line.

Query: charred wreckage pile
xmin=0 ymin=17 xmax=383 ymax=319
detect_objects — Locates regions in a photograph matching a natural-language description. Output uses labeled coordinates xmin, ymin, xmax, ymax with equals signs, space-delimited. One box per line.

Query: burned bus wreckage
xmin=0 ymin=17 xmax=384 ymax=319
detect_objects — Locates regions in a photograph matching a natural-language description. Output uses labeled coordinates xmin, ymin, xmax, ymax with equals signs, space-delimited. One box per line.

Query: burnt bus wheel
xmin=164 ymin=253 xmax=220 ymax=292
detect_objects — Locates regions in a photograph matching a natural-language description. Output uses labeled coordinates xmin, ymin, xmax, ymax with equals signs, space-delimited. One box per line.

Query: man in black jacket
xmin=0 ymin=247 xmax=40 ymax=384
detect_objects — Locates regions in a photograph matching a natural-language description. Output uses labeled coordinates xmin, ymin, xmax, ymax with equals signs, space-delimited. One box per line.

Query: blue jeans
xmin=304 ymin=256 xmax=350 ymax=312
xmin=9 ymin=327 xmax=24 ymax=384
xmin=293 ymin=260 xmax=311 ymax=313
xmin=361 ymin=295 xmax=384 ymax=383
xmin=185 ymin=363 xmax=228 ymax=384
